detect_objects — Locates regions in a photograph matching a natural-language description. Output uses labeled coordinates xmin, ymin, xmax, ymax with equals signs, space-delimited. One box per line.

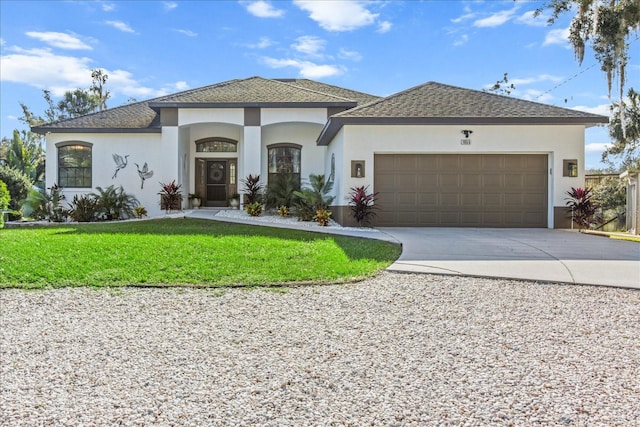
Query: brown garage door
xmin=374 ymin=154 xmax=548 ymax=227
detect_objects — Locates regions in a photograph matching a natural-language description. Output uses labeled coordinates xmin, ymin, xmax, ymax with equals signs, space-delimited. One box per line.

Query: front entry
xmin=195 ymin=158 xmax=237 ymax=207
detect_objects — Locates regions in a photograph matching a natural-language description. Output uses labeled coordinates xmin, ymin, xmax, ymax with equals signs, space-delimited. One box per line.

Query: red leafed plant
xmin=565 ymin=187 xmax=598 ymax=229
xmin=159 ymin=180 xmax=183 ymax=212
xmin=349 ymin=185 xmax=378 ymax=226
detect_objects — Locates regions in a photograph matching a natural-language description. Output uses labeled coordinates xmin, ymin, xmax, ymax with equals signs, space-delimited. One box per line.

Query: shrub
xmin=158 ymin=180 xmax=183 ymax=212
xmin=133 ymin=206 xmax=148 ymax=219
xmin=21 ymin=184 xmax=67 ymax=222
xmin=265 ymin=174 xmax=300 ymax=209
xmin=241 ymin=174 xmax=263 ymax=205
xmin=565 ymin=187 xmax=599 ymax=229
xmin=245 ymin=202 xmax=263 ymax=217
xmin=0 ymin=180 xmax=9 ymax=229
xmin=349 ymin=185 xmax=378 ymax=226
xmin=0 ymin=164 xmax=31 ymax=220
xmin=278 ymin=205 xmax=289 ymax=217
xmin=313 ymin=208 xmax=332 ymax=226
xmin=293 ymin=174 xmax=335 ymax=222
xmin=68 ymin=194 xmax=98 ymax=222
xmin=93 ymin=185 xmax=140 ymax=220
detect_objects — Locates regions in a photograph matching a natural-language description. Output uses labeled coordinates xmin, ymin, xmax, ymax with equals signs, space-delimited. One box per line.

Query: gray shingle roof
xmin=33 ymin=76 xmax=380 ymax=133
xmin=317 ymin=81 xmax=610 ymax=145
xmin=334 ymin=81 xmax=610 ymax=120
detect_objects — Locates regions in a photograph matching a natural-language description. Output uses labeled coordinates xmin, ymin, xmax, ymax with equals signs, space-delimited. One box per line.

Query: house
xmin=34 ymin=76 xmax=608 ymax=228
xmin=620 ymin=170 xmax=639 ymax=234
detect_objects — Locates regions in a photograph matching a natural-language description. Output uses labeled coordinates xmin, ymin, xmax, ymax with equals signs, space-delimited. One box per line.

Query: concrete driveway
xmin=379 ymin=228 xmax=640 ymax=289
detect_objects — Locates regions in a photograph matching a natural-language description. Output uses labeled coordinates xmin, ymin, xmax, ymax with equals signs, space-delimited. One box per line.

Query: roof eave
xmin=317 ymin=115 xmax=610 ymax=146
xmin=32 ymin=127 xmax=161 ymax=135
xmin=149 ymin=101 xmax=357 ymax=111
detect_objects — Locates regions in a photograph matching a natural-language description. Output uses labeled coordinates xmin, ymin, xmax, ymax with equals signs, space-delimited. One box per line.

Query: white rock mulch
xmin=1 ymin=273 xmax=639 ymax=426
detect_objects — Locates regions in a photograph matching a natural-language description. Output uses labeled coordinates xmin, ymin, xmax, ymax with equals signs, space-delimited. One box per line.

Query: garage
xmin=374 ymin=154 xmax=548 ymax=227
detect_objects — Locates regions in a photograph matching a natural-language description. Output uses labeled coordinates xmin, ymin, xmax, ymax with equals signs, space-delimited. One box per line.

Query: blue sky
xmin=1 ymin=0 xmax=637 ymax=170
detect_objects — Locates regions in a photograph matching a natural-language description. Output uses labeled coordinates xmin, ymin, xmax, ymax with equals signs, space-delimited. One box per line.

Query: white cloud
xmin=100 ymin=2 xmax=116 ymax=12
xmin=174 ymin=29 xmax=198 ymax=37
xmin=573 ymin=103 xmax=612 ymax=116
xmin=453 ymin=34 xmax=469 ymax=47
xmin=25 ymin=31 xmax=92 ymax=50
xmin=294 ymin=0 xmax=378 ymax=32
xmin=377 ymin=21 xmax=392 ymax=33
xmin=473 ymin=6 xmax=519 ymax=28
xmin=520 ymin=89 xmax=554 ymax=103
xmin=246 ymin=36 xmax=274 ymax=49
xmin=585 ymin=142 xmax=611 ymax=152
xmin=338 ymin=48 xmax=362 ymax=61
xmin=543 ymin=28 xmax=571 ymax=47
xmin=292 ymin=36 xmax=325 ymax=57
xmin=262 ymin=57 xmax=343 ymax=78
xmin=451 ymin=6 xmax=475 ymax=24
xmin=243 ymin=1 xmax=285 ymax=18
xmin=163 ymin=1 xmax=178 ymax=11
xmin=509 ymin=74 xmax=563 ymax=86
xmin=0 ymin=46 xmax=168 ymax=99
xmin=515 ymin=10 xmax=549 ymax=27
xmin=105 ymin=20 xmax=136 ymax=33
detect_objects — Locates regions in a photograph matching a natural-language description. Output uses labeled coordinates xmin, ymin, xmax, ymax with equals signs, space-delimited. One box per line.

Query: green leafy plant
xmin=159 ymin=180 xmax=183 ymax=212
xmin=313 ymin=208 xmax=332 ymax=226
xmin=0 ymin=164 xmax=31 ymax=220
xmin=566 ymin=187 xmax=599 ymax=229
xmin=293 ymin=174 xmax=335 ymax=222
xmin=278 ymin=205 xmax=289 ymax=217
xmin=133 ymin=206 xmax=148 ymax=219
xmin=92 ymin=185 xmax=139 ymax=220
xmin=22 ymin=184 xmax=67 ymax=222
xmin=265 ymin=173 xmax=300 ymax=209
xmin=245 ymin=202 xmax=263 ymax=217
xmin=349 ymin=185 xmax=378 ymax=226
xmin=68 ymin=194 xmax=98 ymax=222
xmin=0 ymin=180 xmax=10 ymax=229
xmin=241 ymin=174 xmax=263 ymax=205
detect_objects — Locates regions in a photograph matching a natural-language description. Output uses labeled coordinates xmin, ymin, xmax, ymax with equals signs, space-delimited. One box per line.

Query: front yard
xmin=0 ymin=218 xmax=400 ymax=288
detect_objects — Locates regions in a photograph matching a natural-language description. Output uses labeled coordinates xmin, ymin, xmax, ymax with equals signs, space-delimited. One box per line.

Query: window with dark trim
xmin=58 ymin=143 xmax=92 ymax=188
xmin=196 ymin=138 xmax=237 ymax=153
xmin=268 ymin=144 xmax=301 ymax=185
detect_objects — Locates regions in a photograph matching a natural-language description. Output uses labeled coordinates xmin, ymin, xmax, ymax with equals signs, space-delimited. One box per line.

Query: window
xmin=268 ymin=144 xmax=301 ymax=185
xmin=196 ymin=138 xmax=237 ymax=152
xmin=58 ymin=143 xmax=92 ymax=187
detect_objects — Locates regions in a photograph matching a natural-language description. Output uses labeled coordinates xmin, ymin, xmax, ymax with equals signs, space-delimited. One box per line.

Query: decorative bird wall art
xmin=111 ymin=153 xmax=130 ymax=179
xmin=134 ymin=162 xmax=154 ymax=189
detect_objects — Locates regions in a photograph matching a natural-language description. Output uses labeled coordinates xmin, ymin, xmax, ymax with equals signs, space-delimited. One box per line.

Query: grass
xmin=0 ymin=218 xmax=401 ymax=289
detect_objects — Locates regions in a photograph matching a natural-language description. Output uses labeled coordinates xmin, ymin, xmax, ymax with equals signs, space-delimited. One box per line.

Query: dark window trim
xmin=195 ymin=137 xmax=238 ymax=153
xmin=267 ymin=142 xmax=303 ymax=150
xmin=57 ymin=142 xmax=93 ymax=188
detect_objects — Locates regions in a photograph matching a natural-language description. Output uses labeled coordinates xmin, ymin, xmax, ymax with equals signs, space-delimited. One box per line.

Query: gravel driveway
xmin=2 ymin=272 xmax=639 ymax=426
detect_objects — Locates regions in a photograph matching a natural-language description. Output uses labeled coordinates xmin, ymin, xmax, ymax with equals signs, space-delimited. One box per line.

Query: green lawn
xmin=0 ymin=218 xmax=400 ymax=289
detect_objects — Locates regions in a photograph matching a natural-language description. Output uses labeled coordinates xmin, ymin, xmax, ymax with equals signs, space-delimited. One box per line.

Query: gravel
xmin=2 ymin=273 xmax=639 ymax=426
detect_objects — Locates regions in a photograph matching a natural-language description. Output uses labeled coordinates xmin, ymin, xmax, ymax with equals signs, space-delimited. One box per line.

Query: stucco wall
xmin=329 ymin=124 xmax=586 ymax=228
xmin=45 ymin=132 xmax=176 ymax=217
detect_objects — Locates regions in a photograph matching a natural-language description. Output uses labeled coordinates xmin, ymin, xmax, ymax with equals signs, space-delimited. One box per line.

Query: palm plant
xmin=264 ymin=173 xmax=300 ymax=209
xmin=293 ymin=174 xmax=335 ymax=221
xmin=93 ymin=185 xmax=139 ymax=220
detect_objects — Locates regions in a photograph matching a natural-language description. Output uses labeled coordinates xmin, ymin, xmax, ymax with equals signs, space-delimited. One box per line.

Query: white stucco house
xmin=34 ymin=76 xmax=608 ymax=227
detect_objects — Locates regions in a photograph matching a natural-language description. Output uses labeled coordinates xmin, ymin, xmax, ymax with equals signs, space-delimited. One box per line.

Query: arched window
xmin=196 ymin=138 xmax=237 ymax=153
xmin=268 ymin=143 xmax=301 ymax=185
xmin=57 ymin=142 xmax=92 ymax=188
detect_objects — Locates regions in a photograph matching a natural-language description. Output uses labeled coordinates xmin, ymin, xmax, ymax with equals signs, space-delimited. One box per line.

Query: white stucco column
xmin=242 ymin=126 xmax=262 ymax=179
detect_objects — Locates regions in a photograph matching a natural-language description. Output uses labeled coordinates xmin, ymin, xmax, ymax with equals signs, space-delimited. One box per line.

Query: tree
xmin=56 ymin=89 xmax=100 ymax=119
xmin=538 ymin=0 xmax=640 ymax=100
xmin=605 ymin=88 xmax=640 ymax=170
xmin=1 ymin=130 xmax=45 ymax=185
xmin=484 ymin=72 xmax=516 ymax=96
xmin=90 ymin=68 xmax=110 ymax=111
